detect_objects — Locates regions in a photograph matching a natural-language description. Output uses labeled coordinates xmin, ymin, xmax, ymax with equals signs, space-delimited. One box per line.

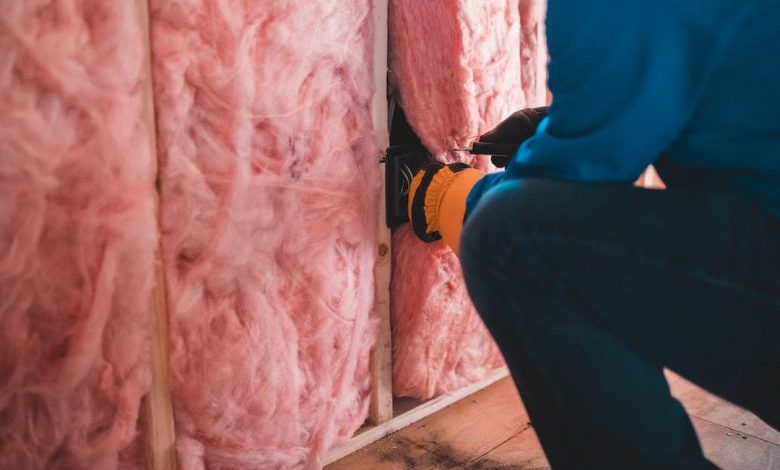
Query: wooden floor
xmin=327 ymin=372 xmax=780 ymax=469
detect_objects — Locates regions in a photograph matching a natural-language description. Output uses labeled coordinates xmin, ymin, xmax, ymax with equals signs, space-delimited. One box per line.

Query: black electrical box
xmin=384 ymin=101 xmax=431 ymax=228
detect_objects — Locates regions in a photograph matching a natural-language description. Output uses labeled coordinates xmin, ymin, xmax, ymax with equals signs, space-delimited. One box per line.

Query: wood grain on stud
xmin=137 ymin=0 xmax=176 ymax=468
xmin=369 ymin=0 xmax=394 ymax=427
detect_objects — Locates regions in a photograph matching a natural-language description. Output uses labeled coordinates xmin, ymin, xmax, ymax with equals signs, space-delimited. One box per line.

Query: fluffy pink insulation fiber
xmin=389 ymin=0 xmax=547 ymax=399
xmin=0 ymin=2 xmax=157 ymax=469
xmin=519 ymin=0 xmax=546 ymax=107
xmin=150 ymin=1 xmax=379 ymax=468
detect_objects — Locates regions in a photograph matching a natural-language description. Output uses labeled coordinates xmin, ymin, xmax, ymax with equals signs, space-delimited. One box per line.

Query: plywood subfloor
xmin=327 ymin=372 xmax=780 ymax=470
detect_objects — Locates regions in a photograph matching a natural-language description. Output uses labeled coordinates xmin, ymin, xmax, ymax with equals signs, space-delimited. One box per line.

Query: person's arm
xmin=467 ymin=0 xmax=735 ymax=211
xmin=410 ymin=0 xmax=737 ymax=252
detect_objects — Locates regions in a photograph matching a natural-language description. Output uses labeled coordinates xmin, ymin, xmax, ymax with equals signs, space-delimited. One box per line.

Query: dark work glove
xmin=479 ymin=106 xmax=548 ymax=167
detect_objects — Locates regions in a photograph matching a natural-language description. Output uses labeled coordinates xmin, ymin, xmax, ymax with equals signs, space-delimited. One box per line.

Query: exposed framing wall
xmin=137 ymin=0 xmax=176 ymax=468
xmin=136 ymin=0 xmax=541 ymax=467
xmin=368 ymin=0 xmax=394 ymax=427
xmin=325 ymin=0 xmax=549 ymax=464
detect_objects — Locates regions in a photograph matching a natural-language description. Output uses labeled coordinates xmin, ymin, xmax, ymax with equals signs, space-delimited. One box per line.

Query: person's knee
xmin=461 ymin=186 xmax=504 ymax=277
xmin=461 ymin=178 xmax=540 ymax=267
xmin=461 ymin=178 xmax=571 ymax=305
xmin=460 ymin=179 xmax=545 ymax=298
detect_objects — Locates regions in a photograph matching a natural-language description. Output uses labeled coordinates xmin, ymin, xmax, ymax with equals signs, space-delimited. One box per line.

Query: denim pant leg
xmin=460 ymin=178 xmax=780 ymax=470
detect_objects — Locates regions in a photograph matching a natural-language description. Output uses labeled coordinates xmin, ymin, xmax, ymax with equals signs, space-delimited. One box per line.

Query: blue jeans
xmin=460 ymin=178 xmax=780 ymax=469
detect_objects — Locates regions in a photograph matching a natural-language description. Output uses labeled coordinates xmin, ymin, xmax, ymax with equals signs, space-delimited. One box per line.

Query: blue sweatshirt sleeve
xmin=467 ymin=0 xmax=731 ymax=215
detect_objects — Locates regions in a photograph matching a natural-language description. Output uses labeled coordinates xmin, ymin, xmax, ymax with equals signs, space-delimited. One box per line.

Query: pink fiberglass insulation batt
xmin=150 ymin=1 xmax=379 ymax=468
xmin=0 ymin=2 xmax=157 ymax=469
xmin=519 ymin=0 xmax=546 ymax=106
xmin=389 ymin=0 xmax=547 ymax=399
xmin=390 ymin=0 xmax=526 ymax=164
xmin=391 ymin=227 xmax=504 ymax=399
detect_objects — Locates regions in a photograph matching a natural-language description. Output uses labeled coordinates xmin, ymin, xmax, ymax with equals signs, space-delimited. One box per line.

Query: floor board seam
xmin=690 ymin=415 xmax=780 ymax=447
xmin=466 ymin=423 xmax=534 ymax=466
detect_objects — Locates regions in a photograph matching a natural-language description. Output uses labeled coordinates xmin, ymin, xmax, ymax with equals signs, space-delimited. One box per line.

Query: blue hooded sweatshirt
xmin=467 ymin=0 xmax=780 ymax=218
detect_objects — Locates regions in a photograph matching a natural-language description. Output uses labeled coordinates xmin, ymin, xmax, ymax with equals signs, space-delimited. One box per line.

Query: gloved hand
xmin=407 ymin=161 xmax=484 ymax=254
xmin=479 ymin=106 xmax=548 ymax=167
xmin=406 ymin=106 xmax=547 ymax=252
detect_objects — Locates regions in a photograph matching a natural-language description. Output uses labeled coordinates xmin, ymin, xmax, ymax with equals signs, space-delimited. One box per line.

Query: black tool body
xmin=383 ymin=101 xmax=432 ymax=228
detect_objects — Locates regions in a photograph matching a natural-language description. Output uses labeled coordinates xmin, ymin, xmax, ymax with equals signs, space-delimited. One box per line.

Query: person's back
xmin=665 ymin=0 xmax=780 ymax=216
